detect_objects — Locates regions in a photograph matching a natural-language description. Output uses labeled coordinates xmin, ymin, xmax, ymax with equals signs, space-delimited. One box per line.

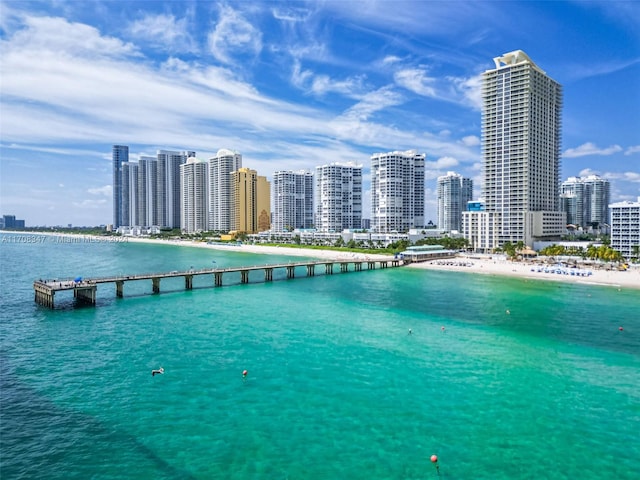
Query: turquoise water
xmin=1 ymin=233 xmax=639 ymax=479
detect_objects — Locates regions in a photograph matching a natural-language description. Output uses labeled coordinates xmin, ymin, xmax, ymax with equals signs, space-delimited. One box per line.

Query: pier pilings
xmin=34 ymin=258 xmax=405 ymax=309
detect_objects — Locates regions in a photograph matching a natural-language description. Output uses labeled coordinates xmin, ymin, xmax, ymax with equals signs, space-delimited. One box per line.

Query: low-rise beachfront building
xmin=399 ymin=245 xmax=456 ymax=263
xmin=248 ymin=228 xmax=460 ymax=249
xmin=609 ymin=197 xmax=640 ymax=260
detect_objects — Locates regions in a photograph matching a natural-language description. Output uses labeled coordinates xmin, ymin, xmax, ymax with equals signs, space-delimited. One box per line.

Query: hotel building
xmin=180 ymin=157 xmax=209 ymax=233
xmin=315 ymin=162 xmax=362 ymax=232
xmin=464 ymin=50 xmax=564 ymax=251
xmin=609 ymin=197 xmax=640 ymax=260
xmin=437 ymin=172 xmax=473 ymax=232
xmin=371 ymin=150 xmax=425 ymax=233
xmin=230 ymin=167 xmax=270 ymax=234
xmin=272 ymin=170 xmax=314 ymax=232
xmin=209 ymin=149 xmax=242 ymax=232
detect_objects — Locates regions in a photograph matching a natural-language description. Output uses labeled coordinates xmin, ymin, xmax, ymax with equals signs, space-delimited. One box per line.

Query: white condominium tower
xmin=272 ymin=170 xmax=314 ymax=232
xmin=370 ymin=150 xmax=425 ymax=233
xmin=156 ymin=150 xmax=194 ymax=229
xmin=437 ymin=172 xmax=473 ymax=232
xmin=464 ymin=50 xmax=564 ymax=251
xmin=315 ymin=162 xmax=362 ymax=232
xmin=208 ymin=149 xmax=242 ymax=232
xmin=180 ymin=157 xmax=209 ymax=233
xmin=561 ymin=175 xmax=610 ymax=229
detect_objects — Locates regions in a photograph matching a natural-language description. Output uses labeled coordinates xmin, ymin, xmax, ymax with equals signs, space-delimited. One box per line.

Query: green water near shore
xmin=1 ymin=234 xmax=639 ymax=479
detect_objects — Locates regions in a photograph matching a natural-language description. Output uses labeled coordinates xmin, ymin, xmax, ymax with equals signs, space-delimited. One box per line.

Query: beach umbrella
xmin=74 ymin=276 xmax=82 ymax=282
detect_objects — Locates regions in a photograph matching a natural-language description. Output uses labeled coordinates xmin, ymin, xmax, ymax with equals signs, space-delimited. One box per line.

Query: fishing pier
xmin=33 ymin=258 xmax=403 ymax=309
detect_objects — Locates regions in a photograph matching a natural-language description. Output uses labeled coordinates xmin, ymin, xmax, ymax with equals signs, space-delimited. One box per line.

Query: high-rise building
xmin=230 ymin=167 xmax=270 ymax=234
xmin=209 ymin=149 xmax=242 ymax=232
xmin=137 ymin=156 xmax=158 ymax=227
xmin=584 ymin=175 xmax=610 ymax=228
xmin=560 ymin=176 xmax=585 ymax=227
xmin=272 ymin=170 xmax=314 ymax=232
xmin=156 ymin=150 xmax=194 ymax=229
xmin=315 ymin=163 xmax=362 ymax=232
xmin=370 ymin=150 xmax=425 ymax=233
xmin=437 ymin=171 xmax=473 ymax=232
xmin=561 ymin=175 xmax=610 ymax=229
xmin=464 ymin=50 xmax=564 ymax=251
xmin=180 ymin=157 xmax=209 ymax=233
xmin=112 ymin=145 xmax=128 ymax=228
xmin=121 ymin=162 xmax=135 ymax=227
xmin=609 ymin=197 xmax=640 ymax=260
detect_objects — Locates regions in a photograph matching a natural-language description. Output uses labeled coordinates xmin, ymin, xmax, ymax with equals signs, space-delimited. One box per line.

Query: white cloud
xmin=291 ymin=60 xmax=365 ymax=97
xmin=208 ymin=5 xmax=262 ymax=64
xmin=460 ymin=135 xmax=480 ymax=147
xmin=394 ymin=68 xmax=436 ymax=97
xmin=563 ymin=142 xmax=623 ymax=158
xmin=271 ymin=6 xmax=313 ymax=23
xmin=7 ymin=15 xmax=140 ymax=58
xmin=625 ymin=145 xmax=640 ymax=155
xmin=88 ymin=185 xmax=112 ymax=196
xmin=341 ymin=86 xmax=405 ymax=122
xmin=72 ymin=199 xmax=108 ymax=209
xmin=451 ymin=74 xmax=483 ymax=110
xmin=382 ymin=55 xmax=401 ymax=65
xmin=604 ymin=171 xmax=640 ymax=183
xmin=578 ymin=168 xmax=599 ymax=177
xmin=433 ymin=156 xmax=459 ymax=169
xmin=127 ymin=13 xmax=196 ymax=52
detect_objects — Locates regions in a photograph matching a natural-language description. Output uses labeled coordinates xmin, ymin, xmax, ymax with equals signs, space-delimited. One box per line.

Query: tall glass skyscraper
xmin=112 ymin=145 xmax=129 ymax=228
xmin=464 ymin=51 xmax=564 ymax=251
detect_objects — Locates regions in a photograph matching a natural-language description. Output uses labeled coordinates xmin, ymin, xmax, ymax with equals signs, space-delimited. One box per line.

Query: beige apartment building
xmin=231 ymin=167 xmax=270 ymax=234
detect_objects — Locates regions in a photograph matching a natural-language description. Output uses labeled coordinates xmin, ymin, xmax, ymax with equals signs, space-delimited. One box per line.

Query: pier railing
xmin=34 ymin=258 xmax=404 ymax=308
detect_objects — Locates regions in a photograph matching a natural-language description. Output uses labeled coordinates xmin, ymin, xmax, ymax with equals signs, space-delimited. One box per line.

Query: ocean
xmin=1 ymin=233 xmax=639 ymax=479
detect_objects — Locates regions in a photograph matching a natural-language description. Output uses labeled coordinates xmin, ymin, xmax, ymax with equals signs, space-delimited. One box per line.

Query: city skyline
xmin=1 ymin=1 xmax=638 ymax=226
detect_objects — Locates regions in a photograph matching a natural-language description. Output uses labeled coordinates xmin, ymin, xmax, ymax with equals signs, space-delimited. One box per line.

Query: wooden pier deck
xmin=33 ymin=258 xmax=404 ymax=308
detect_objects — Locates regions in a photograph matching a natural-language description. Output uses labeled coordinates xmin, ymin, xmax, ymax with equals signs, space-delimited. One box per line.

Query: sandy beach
xmin=4 ymin=231 xmax=639 ymax=290
xmin=408 ymin=255 xmax=640 ymax=290
xmin=124 ymin=236 xmax=640 ymax=290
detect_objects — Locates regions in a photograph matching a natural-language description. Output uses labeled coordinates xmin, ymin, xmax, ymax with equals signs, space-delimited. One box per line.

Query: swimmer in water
xmin=151 ymin=367 xmax=164 ymax=376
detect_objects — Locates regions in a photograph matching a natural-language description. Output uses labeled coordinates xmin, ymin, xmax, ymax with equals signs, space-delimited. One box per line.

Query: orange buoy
xmin=430 ymin=454 xmax=438 ymax=463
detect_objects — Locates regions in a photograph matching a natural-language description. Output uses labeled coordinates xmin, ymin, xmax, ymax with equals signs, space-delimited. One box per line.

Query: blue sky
xmin=1 ymin=0 xmax=638 ymax=227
